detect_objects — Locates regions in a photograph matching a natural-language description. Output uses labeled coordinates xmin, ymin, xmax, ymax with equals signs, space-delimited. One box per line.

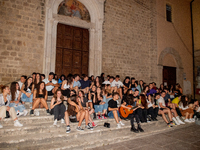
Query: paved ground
xmin=89 ymin=124 xmax=200 ymax=150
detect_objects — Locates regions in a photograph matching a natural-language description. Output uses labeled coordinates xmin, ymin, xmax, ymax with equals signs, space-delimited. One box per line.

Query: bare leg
xmin=78 ymin=110 xmax=85 ymax=127
xmin=32 ymin=98 xmax=41 ymax=110
xmin=158 ymin=110 xmax=169 ymax=124
xmin=52 ymin=87 xmax=58 ymax=94
xmin=40 ymin=98 xmax=49 ymax=110
xmin=189 ymin=113 xmax=193 ymax=119
xmin=185 ymin=112 xmax=189 ymax=119
xmin=85 ymin=110 xmax=89 ymax=125
xmin=65 ymin=111 xmax=70 ymax=126
xmin=113 ymin=110 xmax=119 ymax=123
xmin=171 ymin=109 xmax=178 ymax=117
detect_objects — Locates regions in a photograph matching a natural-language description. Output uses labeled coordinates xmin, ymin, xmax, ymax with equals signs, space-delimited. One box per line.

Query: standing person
xmin=50 ymin=89 xmax=66 ymax=125
xmin=10 ymin=82 xmax=27 ymax=117
xmin=18 ymin=75 xmax=27 ymax=89
xmin=0 ymin=86 xmax=23 ymax=128
xmin=107 ymin=92 xmax=125 ymax=128
xmin=43 ymin=72 xmax=59 ymax=96
xmin=120 ymin=95 xmax=144 ymax=133
xmin=21 ymin=77 xmax=34 ymax=106
xmin=72 ymin=74 xmax=81 ymax=94
xmin=30 ymin=82 xmax=50 ymax=116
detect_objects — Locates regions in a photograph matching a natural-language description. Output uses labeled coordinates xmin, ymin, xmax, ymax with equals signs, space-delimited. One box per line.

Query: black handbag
xmin=104 ymin=122 xmax=110 ymax=128
xmin=6 ymin=111 xmax=10 ymax=118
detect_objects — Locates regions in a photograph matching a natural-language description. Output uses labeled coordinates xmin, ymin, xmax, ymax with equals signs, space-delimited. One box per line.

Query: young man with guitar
xmin=120 ymin=94 xmax=144 ymax=133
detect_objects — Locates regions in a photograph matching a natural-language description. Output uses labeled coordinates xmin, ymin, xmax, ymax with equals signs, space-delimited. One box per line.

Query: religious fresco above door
xmin=58 ymin=0 xmax=90 ymax=22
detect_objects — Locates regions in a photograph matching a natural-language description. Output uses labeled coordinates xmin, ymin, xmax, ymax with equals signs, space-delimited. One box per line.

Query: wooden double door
xmin=55 ymin=23 xmax=89 ymax=77
xmin=163 ymin=66 xmax=176 ymax=87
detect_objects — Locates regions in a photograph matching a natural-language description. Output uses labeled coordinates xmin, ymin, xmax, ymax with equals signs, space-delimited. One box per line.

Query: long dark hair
xmin=67 ymin=96 xmax=78 ymax=116
xmin=67 ymin=76 xmax=73 ymax=85
xmin=53 ymin=88 xmax=64 ymax=102
xmin=59 ymin=74 xmax=66 ymax=81
xmin=94 ymin=76 xmax=102 ymax=86
xmin=180 ymin=95 xmax=189 ymax=107
xmin=34 ymin=73 xmax=41 ymax=88
xmin=95 ymin=87 xmax=103 ymax=103
xmin=24 ymin=77 xmax=33 ymax=91
xmin=36 ymin=82 xmax=46 ymax=98
xmin=140 ymin=94 xmax=147 ymax=109
xmin=10 ymin=82 xmax=19 ymax=101
xmin=126 ymin=94 xmax=134 ymax=105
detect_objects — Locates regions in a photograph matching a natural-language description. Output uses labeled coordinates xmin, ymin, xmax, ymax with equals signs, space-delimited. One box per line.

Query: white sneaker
xmin=14 ymin=120 xmax=23 ymax=127
xmin=184 ymin=119 xmax=191 ymax=123
xmin=119 ymin=121 xmax=125 ymax=126
xmin=189 ymin=118 xmax=195 ymax=122
xmin=17 ymin=111 xmax=24 ymax=117
xmin=53 ymin=119 xmax=57 ymax=126
xmin=117 ymin=123 xmax=121 ymax=128
xmin=0 ymin=123 xmax=3 ymax=128
xmin=172 ymin=117 xmax=180 ymax=125
xmin=176 ymin=117 xmax=185 ymax=124
xmin=23 ymin=110 xmax=28 ymax=116
xmin=61 ymin=119 xmax=65 ymax=124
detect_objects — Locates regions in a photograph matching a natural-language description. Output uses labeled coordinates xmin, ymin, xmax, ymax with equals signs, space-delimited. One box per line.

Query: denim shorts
xmin=107 ymin=110 xmax=120 ymax=118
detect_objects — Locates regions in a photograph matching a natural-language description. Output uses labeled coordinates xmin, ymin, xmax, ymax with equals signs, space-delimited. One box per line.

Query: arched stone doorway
xmin=43 ymin=0 xmax=105 ymax=77
xmin=158 ymin=47 xmax=184 ymax=87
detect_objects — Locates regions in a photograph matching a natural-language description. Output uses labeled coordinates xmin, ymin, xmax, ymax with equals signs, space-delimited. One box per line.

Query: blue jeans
xmin=94 ymin=103 xmax=108 ymax=113
xmin=21 ymin=92 xmax=33 ymax=103
xmin=9 ymin=102 xmax=26 ymax=112
xmin=107 ymin=110 xmax=120 ymax=118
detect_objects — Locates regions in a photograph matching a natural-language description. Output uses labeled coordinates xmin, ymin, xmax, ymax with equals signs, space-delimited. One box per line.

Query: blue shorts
xmin=107 ymin=110 xmax=120 ymax=118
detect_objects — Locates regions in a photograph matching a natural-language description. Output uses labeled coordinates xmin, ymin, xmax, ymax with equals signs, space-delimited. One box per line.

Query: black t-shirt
xmin=108 ymin=99 xmax=118 ymax=114
xmin=123 ymin=82 xmax=130 ymax=88
xmin=131 ymin=84 xmax=135 ymax=89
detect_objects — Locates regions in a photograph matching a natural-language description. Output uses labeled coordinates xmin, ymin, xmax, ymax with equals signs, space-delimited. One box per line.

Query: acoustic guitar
xmin=119 ymin=105 xmax=138 ymax=118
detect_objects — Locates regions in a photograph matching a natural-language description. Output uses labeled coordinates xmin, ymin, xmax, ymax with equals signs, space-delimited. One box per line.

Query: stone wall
xmin=102 ymin=0 xmax=157 ymax=83
xmin=0 ymin=0 xmax=45 ymax=84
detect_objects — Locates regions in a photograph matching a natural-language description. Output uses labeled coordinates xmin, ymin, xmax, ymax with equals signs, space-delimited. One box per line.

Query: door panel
xmin=163 ymin=66 xmax=176 ymax=87
xmin=55 ymin=23 xmax=89 ymax=77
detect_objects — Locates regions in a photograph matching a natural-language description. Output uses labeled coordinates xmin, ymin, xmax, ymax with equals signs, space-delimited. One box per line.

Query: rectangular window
xmin=166 ymin=4 xmax=172 ymax=22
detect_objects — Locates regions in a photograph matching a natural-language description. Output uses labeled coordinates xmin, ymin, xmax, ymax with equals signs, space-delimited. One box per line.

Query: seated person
xmin=147 ymin=83 xmax=157 ymax=96
xmin=21 ymin=77 xmax=34 ymax=106
xmin=30 ymin=81 xmax=50 ymax=116
xmin=67 ymin=96 xmax=94 ymax=131
xmin=111 ymin=75 xmax=124 ymax=99
xmin=147 ymin=94 xmax=158 ymax=121
xmin=18 ymin=75 xmax=27 ymax=89
xmin=58 ymin=74 xmax=66 ymax=88
xmin=171 ymin=93 xmax=183 ymax=117
xmin=0 ymin=86 xmax=23 ymax=128
xmin=72 ymin=74 xmax=81 ymax=94
xmin=93 ymin=87 xmax=108 ymax=119
xmin=107 ymin=92 xmax=124 ymax=128
xmin=50 ymin=89 xmax=66 ymax=125
xmin=122 ymin=76 xmax=130 ymax=94
xmin=43 ymin=72 xmax=59 ymax=96
xmin=136 ymin=94 xmax=148 ymax=123
xmin=193 ymin=100 xmax=200 ymax=118
xmin=61 ymin=76 xmax=73 ymax=97
xmin=179 ymin=95 xmax=195 ymax=123
xmin=121 ymin=95 xmax=144 ymax=133
xmin=78 ymin=91 xmax=97 ymax=127
xmin=10 ymin=82 xmax=27 ymax=117
xmin=80 ymin=74 xmax=91 ymax=94
xmin=156 ymin=93 xmax=183 ymax=127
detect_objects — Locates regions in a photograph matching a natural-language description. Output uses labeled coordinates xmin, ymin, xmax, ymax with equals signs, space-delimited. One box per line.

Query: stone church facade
xmin=0 ymin=0 xmax=193 ymax=94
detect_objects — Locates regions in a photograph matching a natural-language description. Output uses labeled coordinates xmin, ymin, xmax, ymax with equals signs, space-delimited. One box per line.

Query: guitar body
xmin=119 ymin=105 xmax=134 ymax=118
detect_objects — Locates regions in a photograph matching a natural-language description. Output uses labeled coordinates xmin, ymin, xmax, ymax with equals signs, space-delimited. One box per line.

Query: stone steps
xmin=0 ymin=117 xmax=167 ymax=149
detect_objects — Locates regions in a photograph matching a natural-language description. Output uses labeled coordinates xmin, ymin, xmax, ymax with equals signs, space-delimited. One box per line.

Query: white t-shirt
xmin=18 ymin=81 xmax=23 ymax=89
xmin=157 ymin=97 xmax=166 ymax=108
xmin=43 ymin=78 xmax=57 ymax=91
xmin=63 ymin=84 xmax=70 ymax=89
xmin=102 ymin=80 xmax=110 ymax=85
xmin=111 ymin=80 xmax=124 ymax=88
xmin=147 ymin=99 xmax=153 ymax=108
